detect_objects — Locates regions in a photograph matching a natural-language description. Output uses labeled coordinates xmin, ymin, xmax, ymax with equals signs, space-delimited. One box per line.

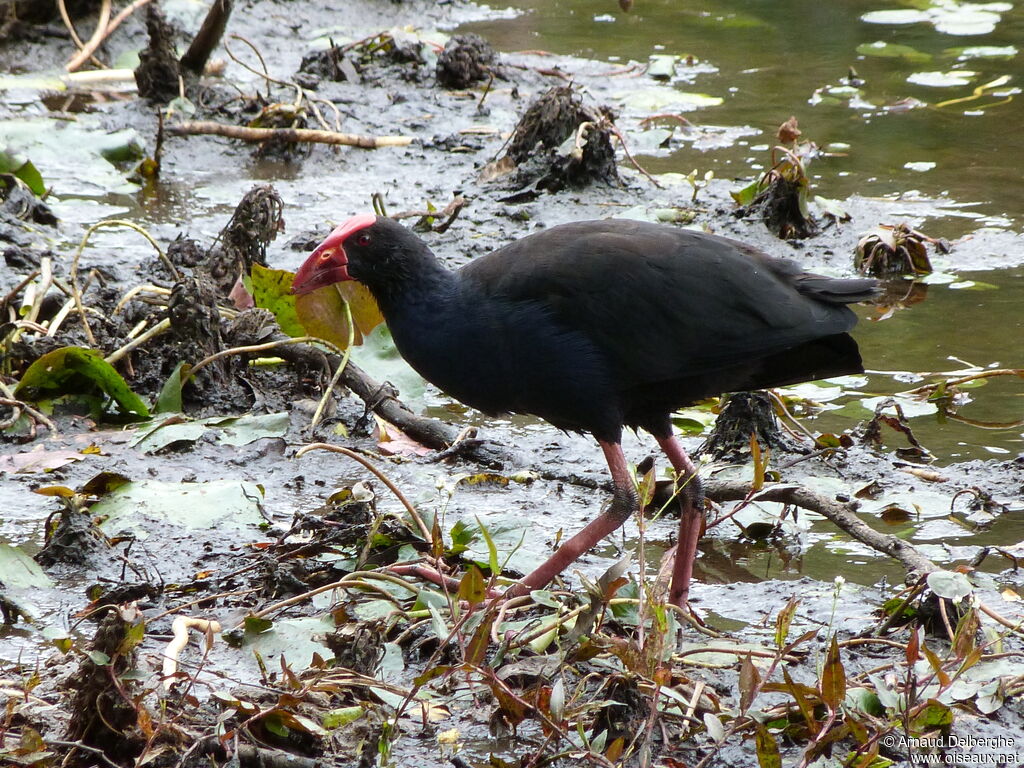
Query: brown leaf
xmin=465 ymin=615 xmax=493 ymax=667
xmin=775 ymin=597 xmax=799 ymax=650
xmin=739 ymin=653 xmax=761 ymax=713
xmin=906 ymin=626 xmax=921 ymax=664
xmin=819 ymin=635 xmax=846 ymax=712
xmin=781 ymin=668 xmax=820 ymax=736
xmin=777 ymin=116 xmax=801 ymax=144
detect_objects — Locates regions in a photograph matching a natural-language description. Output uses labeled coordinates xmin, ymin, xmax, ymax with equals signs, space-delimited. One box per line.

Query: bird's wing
xmin=459 ymin=220 xmax=864 ymax=388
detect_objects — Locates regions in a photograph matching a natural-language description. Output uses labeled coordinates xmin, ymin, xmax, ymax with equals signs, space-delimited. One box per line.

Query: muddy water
xmin=464 ymin=0 xmax=1024 ymax=461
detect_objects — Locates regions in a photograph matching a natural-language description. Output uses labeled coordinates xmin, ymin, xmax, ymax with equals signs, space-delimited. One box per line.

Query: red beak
xmin=292 ymin=243 xmax=350 ymax=295
xmin=291 ymin=214 xmax=378 ymax=295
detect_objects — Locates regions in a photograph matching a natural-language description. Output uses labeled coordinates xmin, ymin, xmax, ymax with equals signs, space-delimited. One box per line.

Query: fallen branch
xmin=167 ymin=121 xmax=414 ymax=148
xmin=704 ymin=479 xmax=940 ymax=576
xmin=902 ymin=368 xmax=1024 ymax=397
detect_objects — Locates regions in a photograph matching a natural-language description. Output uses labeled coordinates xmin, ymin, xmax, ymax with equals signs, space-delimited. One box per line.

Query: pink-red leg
xmin=504 ymin=441 xmax=638 ymax=599
xmin=656 ymin=435 xmax=704 ymax=609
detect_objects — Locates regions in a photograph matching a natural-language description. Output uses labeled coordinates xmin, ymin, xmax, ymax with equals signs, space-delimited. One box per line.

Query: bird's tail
xmin=794 ymin=274 xmax=880 ymax=304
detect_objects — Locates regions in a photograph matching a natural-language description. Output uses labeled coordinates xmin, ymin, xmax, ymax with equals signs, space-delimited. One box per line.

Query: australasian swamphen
xmin=293 ymin=215 xmax=877 ymax=608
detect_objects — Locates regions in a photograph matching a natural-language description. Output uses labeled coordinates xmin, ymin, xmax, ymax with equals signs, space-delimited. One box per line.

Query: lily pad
xmin=907 ymin=70 xmax=977 ymax=87
xmin=132 ymin=419 xmax=210 ymax=453
xmin=351 ymin=325 xmax=427 ymax=402
xmin=856 ymin=41 xmax=932 ymax=63
xmin=647 ymin=55 xmax=678 ymax=80
xmin=946 ymin=45 xmax=1017 ymax=60
xmin=0 ymin=542 xmax=52 ymax=590
xmin=0 ymin=150 xmax=45 ymax=195
xmin=133 ymin=412 xmax=290 ymax=453
xmin=210 ymin=411 xmax=290 ymax=446
xmin=93 ymin=479 xmax=265 ymax=536
xmin=0 ymin=117 xmax=144 ymax=197
xmin=615 ymin=87 xmax=723 ymax=112
xmin=927 ymin=570 xmax=973 ymax=601
xmin=239 ymin=615 xmax=337 ymax=669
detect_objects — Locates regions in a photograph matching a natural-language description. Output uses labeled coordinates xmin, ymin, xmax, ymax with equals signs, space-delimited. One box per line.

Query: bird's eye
xmin=355 ymin=233 xmax=372 ymax=247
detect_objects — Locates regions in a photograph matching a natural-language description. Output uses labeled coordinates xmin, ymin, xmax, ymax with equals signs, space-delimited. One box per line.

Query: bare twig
xmin=0 ymin=398 xmax=57 ymax=432
xmin=309 ymin=288 xmax=354 ymax=431
xmin=295 ymin=442 xmax=432 ymax=543
xmin=66 ymin=0 xmax=156 ymax=72
xmin=104 ymin=318 xmax=172 ymax=365
xmin=609 ymin=124 xmax=662 ymax=188
xmin=902 ymin=368 xmax=1024 ymax=397
xmin=59 ymin=0 xmax=110 ymax=70
xmin=189 ymin=336 xmax=343 ymax=379
xmin=168 ymin=121 xmax=414 ymax=148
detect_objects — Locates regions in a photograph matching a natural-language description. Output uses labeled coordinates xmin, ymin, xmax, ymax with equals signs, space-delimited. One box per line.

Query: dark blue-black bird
xmin=294 ymin=215 xmax=877 ymax=607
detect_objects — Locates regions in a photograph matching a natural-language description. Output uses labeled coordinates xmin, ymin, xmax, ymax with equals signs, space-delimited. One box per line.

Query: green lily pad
xmin=210 ymin=411 xmax=290 ymax=446
xmin=15 ymin=346 xmax=149 ymax=419
xmin=946 ymin=45 xmax=1017 ymax=60
xmin=856 ymin=41 xmax=932 ymax=63
xmin=133 ymin=411 xmax=290 ymax=453
xmin=0 ymin=117 xmax=144 ymax=197
xmin=615 ymin=87 xmax=723 ymax=112
xmin=240 ymin=615 xmax=337 ymax=668
xmin=647 ymin=54 xmax=678 ymax=80
xmin=351 ymin=325 xmax=426 ymax=403
xmin=132 ymin=420 xmax=209 ymax=453
xmin=927 ymin=570 xmax=973 ymax=601
xmin=907 ymin=70 xmax=977 ymax=87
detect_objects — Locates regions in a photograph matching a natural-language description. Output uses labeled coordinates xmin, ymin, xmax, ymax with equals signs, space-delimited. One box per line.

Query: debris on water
xmin=485 ymin=85 xmax=618 ymax=195
xmin=203 ymin=184 xmax=285 ymax=296
xmin=732 ymin=119 xmax=820 ymax=239
xmin=855 ymin=223 xmax=945 ymax=277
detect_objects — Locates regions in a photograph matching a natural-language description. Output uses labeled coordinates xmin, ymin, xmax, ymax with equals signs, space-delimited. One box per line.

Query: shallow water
xmin=464 ymin=0 xmax=1024 ymax=461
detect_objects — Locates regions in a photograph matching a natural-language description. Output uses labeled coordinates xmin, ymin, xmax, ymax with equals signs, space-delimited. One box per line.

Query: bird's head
xmin=292 ymin=213 xmax=379 ymax=295
xmin=292 ymin=215 xmax=437 ymax=302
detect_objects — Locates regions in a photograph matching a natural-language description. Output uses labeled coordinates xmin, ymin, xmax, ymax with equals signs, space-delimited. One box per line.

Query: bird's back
xmin=460 ymin=219 xmax=875 ymax=397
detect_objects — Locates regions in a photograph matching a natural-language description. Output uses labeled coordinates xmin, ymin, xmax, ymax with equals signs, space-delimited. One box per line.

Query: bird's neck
xmin=368 ymin=247 xmax=458 ymax=318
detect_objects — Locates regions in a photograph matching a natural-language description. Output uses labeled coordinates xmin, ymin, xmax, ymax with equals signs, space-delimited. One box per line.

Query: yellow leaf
xmin=294 ymin=283 xmax=383 ymax=349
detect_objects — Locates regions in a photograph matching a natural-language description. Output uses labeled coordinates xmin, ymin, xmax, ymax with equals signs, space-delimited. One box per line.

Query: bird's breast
xmin=384 ymin=292 xmax=622 ymax=435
